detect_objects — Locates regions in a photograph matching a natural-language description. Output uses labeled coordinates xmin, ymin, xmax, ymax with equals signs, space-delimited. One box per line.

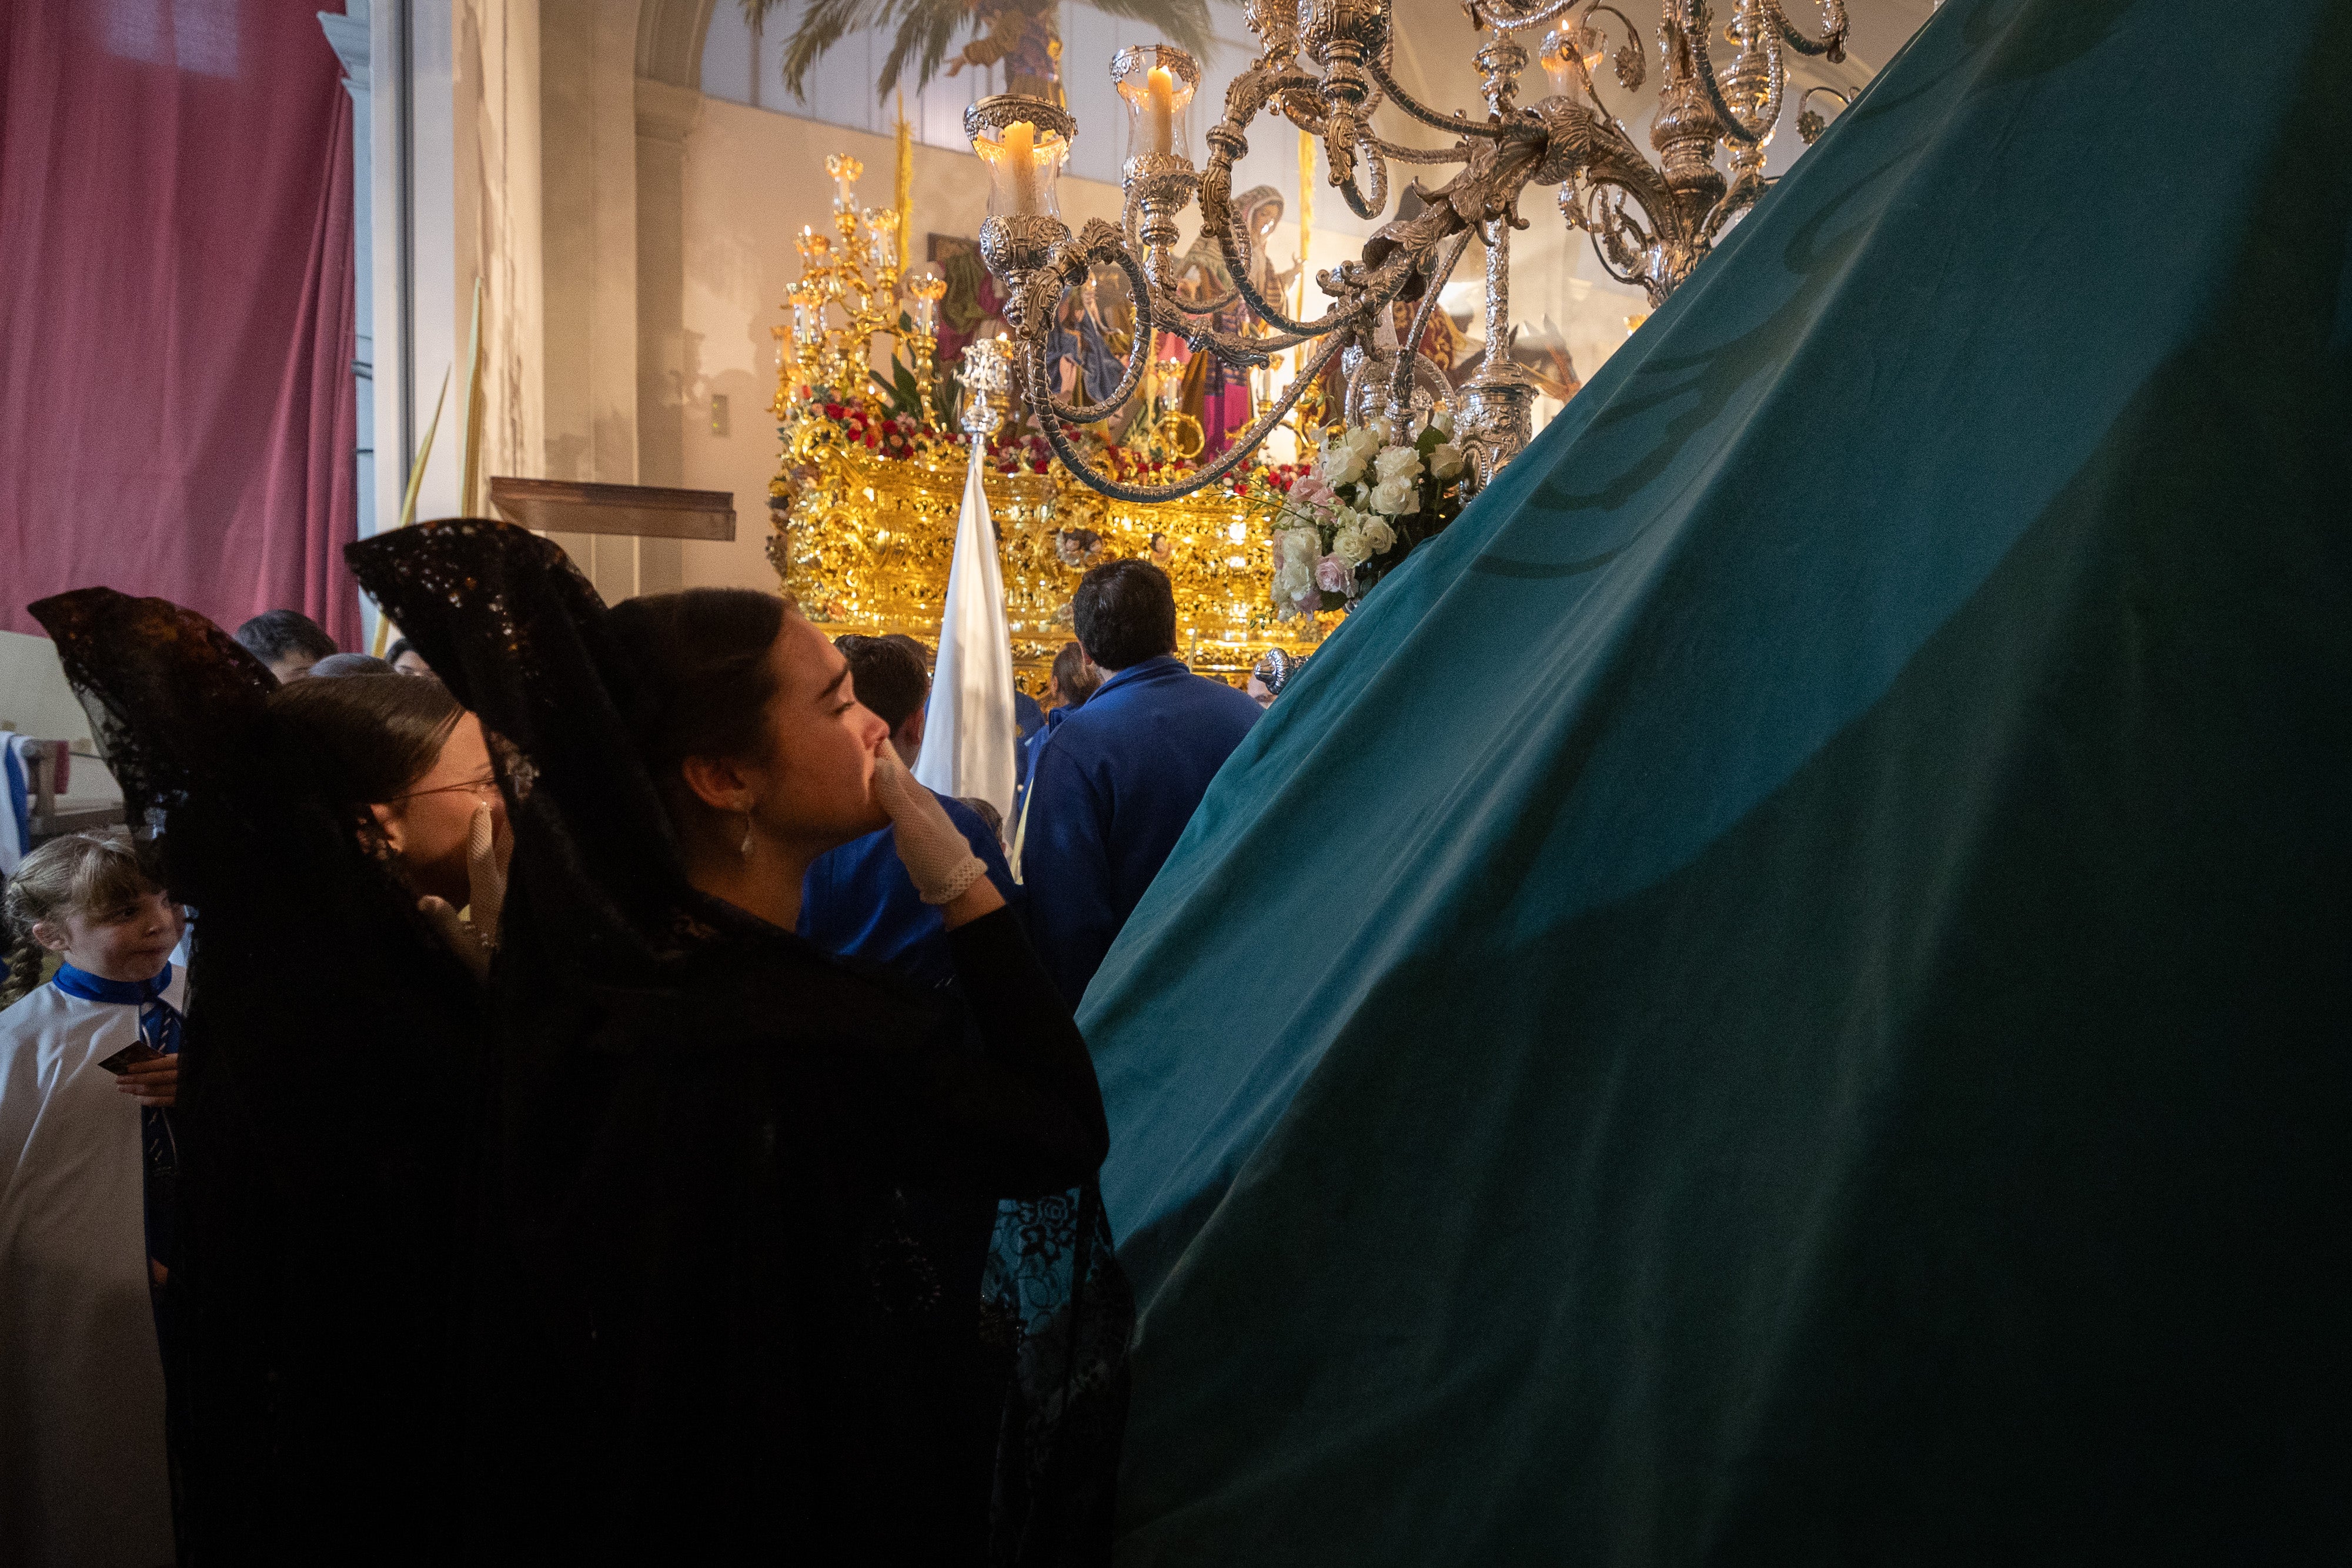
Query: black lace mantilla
xmin=348 ymin=521 xmax=1132 ymax=1564
xmin=30 ymin=590 xmax=279 ymax=872
xmin=25 ymin=588 xmax=489 ymax=1562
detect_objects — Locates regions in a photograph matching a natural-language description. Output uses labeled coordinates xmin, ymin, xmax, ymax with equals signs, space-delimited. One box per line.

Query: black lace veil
xmin=348 ymin=521 xmax=1130 ymax=1563
xmin=28 ymin=589 xmax=487 ymax=1564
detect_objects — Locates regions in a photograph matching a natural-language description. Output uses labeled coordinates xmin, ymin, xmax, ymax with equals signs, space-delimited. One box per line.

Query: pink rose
xmin=1314 ymin=554 xmax=1351 ymax=593
xmin=1291 ymin=474 xmax=1337 ymax=509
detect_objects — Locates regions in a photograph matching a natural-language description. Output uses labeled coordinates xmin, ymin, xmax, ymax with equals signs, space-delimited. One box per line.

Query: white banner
xmin=911 ymin=437 xmax=1017 ymax=822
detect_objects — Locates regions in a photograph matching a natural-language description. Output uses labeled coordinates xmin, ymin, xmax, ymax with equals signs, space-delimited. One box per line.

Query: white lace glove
xmin=419 ymin=801 xmax=511 ymax=982
xmin=871 ymin=747 xmax=989 ymax=905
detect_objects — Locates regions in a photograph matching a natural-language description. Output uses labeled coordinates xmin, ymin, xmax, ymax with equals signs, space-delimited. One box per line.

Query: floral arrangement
xmin=811 ymin=398 xmax=934 ymax=463
xmin=1264 ymin=410 xmax=1468 ymax=619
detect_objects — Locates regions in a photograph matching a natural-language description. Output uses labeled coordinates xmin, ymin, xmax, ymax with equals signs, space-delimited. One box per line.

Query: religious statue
xmin=1159 ymin=186 xmax=1299 ymax=460
xmin=946 ymin=0 xmax=1065 ymax=102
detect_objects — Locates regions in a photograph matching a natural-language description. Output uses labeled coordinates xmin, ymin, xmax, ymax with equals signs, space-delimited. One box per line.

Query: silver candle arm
xmin=965 ymin=0 xmax=1849 ymax=502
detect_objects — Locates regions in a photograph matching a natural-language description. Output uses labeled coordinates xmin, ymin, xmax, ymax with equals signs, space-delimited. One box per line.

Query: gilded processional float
xmin=767 ymin=155 xmax=1324 ymax=683
xmin=768 ymin=0 xmax=1852 ymax=681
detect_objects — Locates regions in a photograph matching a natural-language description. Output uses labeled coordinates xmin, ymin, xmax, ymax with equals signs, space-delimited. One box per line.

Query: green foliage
xmin=870 ymin=359 xmax=927 ymax=423
xmin=741 ymin=0 xmax=1212 ymax=101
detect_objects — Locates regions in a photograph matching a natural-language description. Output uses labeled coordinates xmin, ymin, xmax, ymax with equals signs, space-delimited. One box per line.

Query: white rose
xmin=1362 ymin=416 xmax=1393 ymax=447
xmin=1323 ymin=449 xmax=1365 ymax=487
xmin=1368 ymin=476 xmax=1415 ymax=515
xmin=1428 ymin=442 xmax=1466 ymax=481
xmin=1344 ymin=424 xmax=1382 ymax=462
xmin=1359 ymin=516 xmax=1396 ymax=554
xmin=1332 ymin=524 xmax=1371 ymax=567
xmin=1373 ymin=445 xmax=1423 ymax=485
xmin=1429 ymin=406 xmax=1455 ymax=437
xmin=1281 ymin=526 xmax=1322 ymax=565
xmin=1272 ymin=557 xmax=1312 ymax=599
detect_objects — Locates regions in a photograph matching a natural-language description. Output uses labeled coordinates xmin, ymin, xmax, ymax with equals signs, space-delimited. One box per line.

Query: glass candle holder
xmin=825 ymin=152 xmax=864 ymax=213
xmin=866 ymin=205 xmax=901 ymax=264
xmin=1539 ymin=24 xmax=1606 ymax=93
xmin=906 ymin=267 xmax=946 ymax=336
xmin=1111 ymin=45 xmax=1199 ymax=167
xmin=790 ymin=285 xmax=823 ymax=347
xmin=967 ymin=96 xmax=1074 ymax=219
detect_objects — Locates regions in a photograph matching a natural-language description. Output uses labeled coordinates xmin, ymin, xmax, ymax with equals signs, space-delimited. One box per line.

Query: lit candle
xmin=1003 ymin=119 xmax=1041 ymax=215
xmin=1145 ymin=66 xmax=1175 ymax=156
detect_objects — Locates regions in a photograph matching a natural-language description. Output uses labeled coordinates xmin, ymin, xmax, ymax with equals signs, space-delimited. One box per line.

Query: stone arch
xmin=636 ymin=0 xmax=717 ymax=88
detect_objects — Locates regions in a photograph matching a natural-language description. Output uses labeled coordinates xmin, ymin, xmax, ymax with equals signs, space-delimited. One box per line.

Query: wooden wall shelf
xmin=488 ymin=477 xmax=736 ymax=540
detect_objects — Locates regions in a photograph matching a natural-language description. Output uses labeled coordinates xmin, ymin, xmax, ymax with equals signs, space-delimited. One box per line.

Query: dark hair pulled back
xmin=603 ymin=589 xmax=788 ymax=817
xmin=268 ymin=673 xmax=465 ymax=807
xmin=1051 ymin=639 xmax=1101 ymax=708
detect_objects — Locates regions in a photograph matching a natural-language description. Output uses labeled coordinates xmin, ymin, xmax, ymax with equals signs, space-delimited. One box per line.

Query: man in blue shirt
xmin=1018 ymin=560 xmax=1261 ymax=1005
xmin=798 ymin=635 xmax=1019 ymax=989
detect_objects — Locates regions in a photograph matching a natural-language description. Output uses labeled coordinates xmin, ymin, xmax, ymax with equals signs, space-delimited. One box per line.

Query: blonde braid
xmin=0 ymin=928 xmax=44 ymax=1008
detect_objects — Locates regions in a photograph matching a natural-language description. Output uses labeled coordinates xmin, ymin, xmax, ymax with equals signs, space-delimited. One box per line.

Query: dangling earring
xmin=739 ymin=799 xmax=757 ymax=861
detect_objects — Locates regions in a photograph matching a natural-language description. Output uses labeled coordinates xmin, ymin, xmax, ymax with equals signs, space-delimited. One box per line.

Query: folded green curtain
xmin=1083 ymin=0 xmax=2352 ymax=1559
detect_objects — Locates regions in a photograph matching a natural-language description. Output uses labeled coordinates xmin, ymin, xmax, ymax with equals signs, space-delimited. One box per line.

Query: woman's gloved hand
xmin=419 ymin=801 xmax=511 ymax=982
xmin=871 ymin=745 xmax=989 ymax=906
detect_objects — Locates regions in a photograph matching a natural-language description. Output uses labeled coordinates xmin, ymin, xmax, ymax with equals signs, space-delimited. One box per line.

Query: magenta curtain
xmin=0 ymin=0 xmax=360 ymax=646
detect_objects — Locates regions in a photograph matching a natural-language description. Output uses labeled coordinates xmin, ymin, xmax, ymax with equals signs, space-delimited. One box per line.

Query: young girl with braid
xmin=0 ymin=831 xmax=185 ymax=1568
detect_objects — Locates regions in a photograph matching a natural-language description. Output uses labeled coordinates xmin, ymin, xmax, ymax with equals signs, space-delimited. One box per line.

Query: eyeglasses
xmin=389 ymin=773 xmax=500 ymax=804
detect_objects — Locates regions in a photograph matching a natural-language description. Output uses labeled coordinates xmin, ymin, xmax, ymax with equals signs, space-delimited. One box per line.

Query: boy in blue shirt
xmin=798 ymin=635 xmax=1020 ymax=988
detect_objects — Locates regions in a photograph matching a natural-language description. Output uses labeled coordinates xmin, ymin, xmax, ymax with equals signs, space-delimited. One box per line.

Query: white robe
xmin=0 ymin=976 xmax=181 ymax=1568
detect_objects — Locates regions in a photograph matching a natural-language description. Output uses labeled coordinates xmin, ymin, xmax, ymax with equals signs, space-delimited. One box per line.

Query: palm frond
xmin=770 ymin=0 xmax=1217 ymax=104
xmin=779 ymin=0 xmax=891 ymax=96
xmin=1078 ymin=0 xmax=1215 ymax=60
xmin=876 ymin=0 xmax=967 ymax=99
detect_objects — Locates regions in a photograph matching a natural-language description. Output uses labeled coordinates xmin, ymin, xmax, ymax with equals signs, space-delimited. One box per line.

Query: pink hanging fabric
xmin=0 ymin=0 xmax=360 ymax=647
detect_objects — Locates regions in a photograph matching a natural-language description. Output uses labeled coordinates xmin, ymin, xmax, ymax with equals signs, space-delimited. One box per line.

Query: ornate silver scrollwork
xmin=964 ymin=0 xmax=1850 ymax=501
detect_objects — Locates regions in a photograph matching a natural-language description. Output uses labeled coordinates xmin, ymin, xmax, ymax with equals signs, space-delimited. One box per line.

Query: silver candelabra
xmin=965 ymin=0 xmax=1849 ymax=502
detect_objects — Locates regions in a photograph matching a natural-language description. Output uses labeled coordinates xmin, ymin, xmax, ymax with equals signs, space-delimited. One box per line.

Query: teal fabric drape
xmin=1083 ymin=0 xmax=2352 ymax=1559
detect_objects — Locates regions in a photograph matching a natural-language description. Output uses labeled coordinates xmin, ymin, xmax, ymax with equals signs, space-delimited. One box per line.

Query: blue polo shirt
xmin=1018 ymin=654 xmax=1261 ymax=1005
xmin=798 ymin=787 xmax=1021 ymax=991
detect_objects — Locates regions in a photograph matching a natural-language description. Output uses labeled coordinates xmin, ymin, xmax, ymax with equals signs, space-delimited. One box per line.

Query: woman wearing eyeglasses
xmin=25 ymin=593 xmax=494 ymax=1565
xmin=268 ymin=674 xmax=510 ymax=967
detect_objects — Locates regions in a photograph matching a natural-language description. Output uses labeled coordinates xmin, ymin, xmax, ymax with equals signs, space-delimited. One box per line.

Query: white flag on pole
xmin=912 ymin=437 xmax=1017 ymax=820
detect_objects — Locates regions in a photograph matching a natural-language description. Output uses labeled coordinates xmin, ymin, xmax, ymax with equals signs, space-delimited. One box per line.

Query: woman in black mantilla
xmin=24 ymin=594 xmax=503 ymax=1564
xmin=348 ymin=521 xmax=1130 ymax=1564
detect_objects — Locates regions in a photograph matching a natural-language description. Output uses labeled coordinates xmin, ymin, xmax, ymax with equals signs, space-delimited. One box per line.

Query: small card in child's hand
xmin=96 ymin=1042 xmax=165 ymax=1075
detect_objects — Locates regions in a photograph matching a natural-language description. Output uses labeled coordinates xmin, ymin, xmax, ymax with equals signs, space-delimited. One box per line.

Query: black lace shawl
xmin=26 ymin=590 xmax=489 ymax=1566
xmin=346 ymin=521 xmax=1130 ymax=1565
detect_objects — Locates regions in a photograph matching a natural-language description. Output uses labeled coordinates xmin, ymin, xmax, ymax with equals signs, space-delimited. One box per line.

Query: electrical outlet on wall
xmin=710 ymin=394 xmax=730 ymax=436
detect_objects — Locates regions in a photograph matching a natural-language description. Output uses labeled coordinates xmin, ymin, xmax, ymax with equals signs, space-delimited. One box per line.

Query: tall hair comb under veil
xmin=28 ymin=589 xmax=278 ymax=857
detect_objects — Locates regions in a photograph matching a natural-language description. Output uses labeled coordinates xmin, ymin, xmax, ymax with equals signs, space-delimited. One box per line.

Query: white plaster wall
xmin=0 ymin=634 xmax=89 ymax=746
